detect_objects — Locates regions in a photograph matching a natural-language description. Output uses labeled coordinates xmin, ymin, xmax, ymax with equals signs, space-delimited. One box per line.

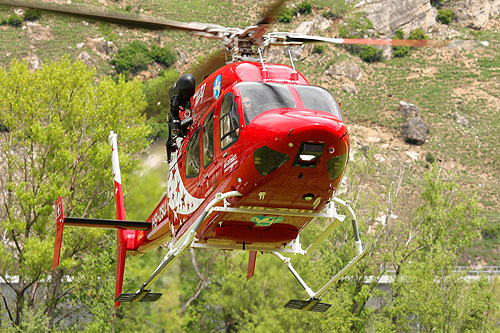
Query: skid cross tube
xmin=115 ymin=191 xmax=241 ymax=303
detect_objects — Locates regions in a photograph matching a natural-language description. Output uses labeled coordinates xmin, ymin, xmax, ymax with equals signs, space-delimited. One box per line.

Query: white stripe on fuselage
xmin=167 ymin=154 xmax=204 ymax=218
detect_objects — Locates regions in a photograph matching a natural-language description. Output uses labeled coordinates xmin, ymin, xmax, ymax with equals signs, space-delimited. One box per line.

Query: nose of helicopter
xmin=234 ymin=109 xmax=349 ymax=211
xmin=242 ymin=109 xmax=349 ymax=190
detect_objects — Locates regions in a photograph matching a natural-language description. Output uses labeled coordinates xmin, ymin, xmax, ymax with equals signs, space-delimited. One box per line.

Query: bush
xmin=23 ymin=8 xmax=41 ymax=21
xmin=322 ymin=10 xmax=337 ymax=20
xmin=150 ymin=45 xmax=176 ymax=67
xmin=297 ymin=1 xmax=313 ymax=15
xmin=359 ymin=45 xmax=382 ymax=63
xmin=437 ymin=9 xmax=454 ymax=25
xmin=409 ymin=28 xmax=427 ymax=40
xmin=278 ymin=7 xmax=295 ymax=23
xmin=312 ymin=44 xmax=326 ymax=54
xmin=112 ymin=41 xmax=152 ymax=75
xmin=482 ymin=224 xmax=500 ymax=240
xmin=111 ymin=42 xmax=176 ymax=76
xmin=393 ymin=29 xmax=409 ymax=57
xmin=425 ymin=152 xmax=436 ymax=164
xmin=6 ymin=14 xmax=22 ymax=27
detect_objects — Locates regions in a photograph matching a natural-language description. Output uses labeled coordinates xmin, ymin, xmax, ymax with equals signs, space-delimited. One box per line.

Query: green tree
xmin=0 ymin=57 xmax=150 ymax=330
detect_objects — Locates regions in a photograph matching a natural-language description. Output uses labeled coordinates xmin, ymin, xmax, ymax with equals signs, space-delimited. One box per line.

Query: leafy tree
xmin=0 ymin=57 xmax=150 ymax=330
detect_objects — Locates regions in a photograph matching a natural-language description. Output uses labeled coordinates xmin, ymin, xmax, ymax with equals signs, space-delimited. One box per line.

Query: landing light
xmin=299 ymin=154 xmax=317 ymax=162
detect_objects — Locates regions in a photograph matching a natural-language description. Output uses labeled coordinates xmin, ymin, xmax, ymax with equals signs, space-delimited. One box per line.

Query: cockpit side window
xmin=186 ymin=127 xmax=201 ymax=178
xmin=203 ymin=110 xmax=214 ymax=168
xmin=294 ymin=85 xmax=343 ymax=120
xmin=220 ymin=93 xmax=240 ymax=150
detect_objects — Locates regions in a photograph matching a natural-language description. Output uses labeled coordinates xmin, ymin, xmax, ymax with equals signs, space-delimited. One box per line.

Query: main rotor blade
xmin=272 ymin=33 xmax=490 ymax=48
xmin=257 ymin=0 xmax=288 ymax=26
xmin=191 ymin=49 xmax=227 ymax=86
xmin=0 ymin=0 xmax=220 ymax=32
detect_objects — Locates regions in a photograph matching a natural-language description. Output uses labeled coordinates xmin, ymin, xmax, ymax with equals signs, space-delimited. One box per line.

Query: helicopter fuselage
xmin=128 ymin=61 xmax=349 ymax=255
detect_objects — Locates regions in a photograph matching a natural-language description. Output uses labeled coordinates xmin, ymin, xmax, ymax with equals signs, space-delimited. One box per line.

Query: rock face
xmin=356 ymin=0 xmax=438 ymax=36
xmin=450 ymin=0 xmax=498 ymax=29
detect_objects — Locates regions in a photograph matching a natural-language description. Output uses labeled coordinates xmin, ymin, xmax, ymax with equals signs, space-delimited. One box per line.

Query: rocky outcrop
xmin=355 ymin=0 xmax=438 ymax=36
xmin=325 ymin=60 xmax=363 ymax=81
xmin=86 ymin=37 xmax=117 ymax=60
xmin=399 ymin=101 xmax=428 ymax=145
xmin=450 ymin=0 xmax=500 ymax=29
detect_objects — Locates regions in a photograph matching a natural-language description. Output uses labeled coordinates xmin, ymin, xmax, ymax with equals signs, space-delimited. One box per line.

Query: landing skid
xmin=115 ymin=191 xmax=242 ymax=303
xmin=284 ymin=299 xmax=331 ymax=312
xmin=275 ymin=198 xmax=369 ymax=312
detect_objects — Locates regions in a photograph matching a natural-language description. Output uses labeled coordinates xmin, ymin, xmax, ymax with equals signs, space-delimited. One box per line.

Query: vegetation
xmin=393 ymin=29 xmax=410 ymax=58
xmin=0 ymin=0 xmax=499 ymax=330
xmin=437 ymin=8 xmax=454 ymax=25
xmin=278 ymin=7 xmax=295 ymax=23
xmin=0 ymin=58 xmax=150 ymax=330
xmin=22 ymin=8 xmax=41 ymax=21
xmin=111 ymin=41 xmax=176 ymax=77
xmin=297 ymin=1 xmax=313 ymax=15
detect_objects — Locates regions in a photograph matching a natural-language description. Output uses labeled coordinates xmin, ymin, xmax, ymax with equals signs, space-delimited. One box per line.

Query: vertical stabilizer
xmin=109 ymin=131 xmax=128 ymax=309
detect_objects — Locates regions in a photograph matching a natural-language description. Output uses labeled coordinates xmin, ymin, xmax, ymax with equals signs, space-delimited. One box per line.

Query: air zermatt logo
xmin=213 ymin=74 xmax=221 ymax=99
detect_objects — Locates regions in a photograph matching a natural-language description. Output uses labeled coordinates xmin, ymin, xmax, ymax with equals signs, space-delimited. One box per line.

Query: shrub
xmin=312 ymin=44 xmax=326 ymax=54
xmin=437 ymin=9 xmax=454 ymax=25
xmin=150 ymin=45 xmax=176 ymax=67
xmin=393 ymin=29 xmax=409 ymax=57
xmin=297 ymin=1 xmax=313 ymax=15
xmin=425 ymin=152 xmax=436 ymax=164
xmin=7 ymin=14 xmax=22 ymax=27
xmin=278 ymin=7 xmax=295 ymax=23
xmin=322 ymin=10 xmax=337 ymax=20
xmin=359 ymin=45 xmax=382 ymax=63
xmin=409 ymin=28 xmax=427 ymax=40
xmin=111 ymin=42 xmax=176 ymax=77
xmin=112 ymin=41 xmax=152 ymax=75
xmin=23 ymin=8 xmax=41 ymax=21
xmin=482 ymin=224 xmax=500 ymax=240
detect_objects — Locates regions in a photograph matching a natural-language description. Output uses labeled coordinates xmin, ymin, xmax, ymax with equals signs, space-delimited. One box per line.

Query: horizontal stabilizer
xmin=115 ymin=290 xmax=162 ymax=302
xmin=65 ymin=217 xmax=150 ymax=230
xmin=284 ymin=299 xmax=331 ymax=312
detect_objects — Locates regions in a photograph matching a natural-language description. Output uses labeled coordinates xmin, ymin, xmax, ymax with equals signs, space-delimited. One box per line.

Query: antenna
xmin=287 ymin=48 xmax=296 ymax=71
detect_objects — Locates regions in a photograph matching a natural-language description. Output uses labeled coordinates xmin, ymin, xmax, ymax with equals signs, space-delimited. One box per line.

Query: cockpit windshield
xmin=236 ymin=82 xmax=296 ymax=124
xmin=237 ymin=82 xmax=343 ymax=125
xmin=294 ymin=85 xmax=343 ymax=120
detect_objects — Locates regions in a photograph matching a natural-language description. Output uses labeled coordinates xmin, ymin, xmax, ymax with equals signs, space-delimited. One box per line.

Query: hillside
xmin=1 ymin=0 xmax=498 ymax=266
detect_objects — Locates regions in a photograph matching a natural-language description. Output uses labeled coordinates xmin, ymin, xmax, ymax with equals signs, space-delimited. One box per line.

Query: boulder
xmin=86 ymin=37 xmax=117 ymax=60
xmin=398 ymin=101 xmax=419 ymax=118
xmin=295 ymin=21 xmax=314 ymax=35
xmin=313 ymin=15 xmax=331 ymax=31
xmin=325 ymin=60 xmax=363 ymax=81
xmin=77 ymin=51 xmax=97 ymax=67
xmin=402 ymin=116 xmax=428 ymax=145
xmin=342 ymin=83 xmax=358 ymax=95
xmin=25 ymin=53 xmax=42 ymax=71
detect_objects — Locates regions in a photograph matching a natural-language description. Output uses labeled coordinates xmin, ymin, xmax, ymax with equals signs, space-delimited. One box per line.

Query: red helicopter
xmin=1 ymin=0 xmax=476 ymax=312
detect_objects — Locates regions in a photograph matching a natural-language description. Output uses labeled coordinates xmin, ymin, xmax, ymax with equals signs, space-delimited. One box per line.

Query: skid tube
xmin=277 ymin=197 xmax=369 ymax=312
xmin=115 ymin=191 xmax=242 ymax=303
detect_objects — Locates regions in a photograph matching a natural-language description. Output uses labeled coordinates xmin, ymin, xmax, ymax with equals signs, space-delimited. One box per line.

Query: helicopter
xmin=0 ymin=0 xmax=481 ymax=313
